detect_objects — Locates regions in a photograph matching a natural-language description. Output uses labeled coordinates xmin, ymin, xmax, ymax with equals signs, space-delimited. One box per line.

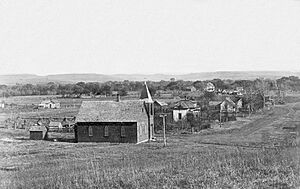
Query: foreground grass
xmin=1 ymin=141 xmax=299 ymax=189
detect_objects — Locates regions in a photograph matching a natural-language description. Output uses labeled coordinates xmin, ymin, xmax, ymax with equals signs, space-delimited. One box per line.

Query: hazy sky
xmin=0 ymin=0 xmax=299 ymax=75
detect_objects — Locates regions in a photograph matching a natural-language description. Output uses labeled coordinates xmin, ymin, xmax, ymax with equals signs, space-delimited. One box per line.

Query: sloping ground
xmin=0 ymin=102 xmax=299 ymax=188
xmin=189 ymin=103 xmax=299 ymax=149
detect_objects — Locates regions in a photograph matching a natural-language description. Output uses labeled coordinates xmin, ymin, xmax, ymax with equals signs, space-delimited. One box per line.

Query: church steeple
xmin=140 ymin=82 xmax=153 ymax=103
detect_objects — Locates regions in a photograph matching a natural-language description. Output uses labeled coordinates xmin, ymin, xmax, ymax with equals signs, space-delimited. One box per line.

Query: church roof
xmin=76 ymin=100 xmax=148 ymax=123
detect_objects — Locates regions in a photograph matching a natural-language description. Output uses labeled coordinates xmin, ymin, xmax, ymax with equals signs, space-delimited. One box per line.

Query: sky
xmin=0 ymin=0 xmax=299 ymax=75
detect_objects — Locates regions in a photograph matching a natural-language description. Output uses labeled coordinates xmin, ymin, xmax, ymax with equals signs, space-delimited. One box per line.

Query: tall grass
xmin=6 ymin=146 xmax=300 ymax=189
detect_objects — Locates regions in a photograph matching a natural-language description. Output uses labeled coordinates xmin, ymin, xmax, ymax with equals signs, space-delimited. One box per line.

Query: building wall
xmin=173 ymin=109 xmax=189 ymax=122
xmin=145 ymin=102 xmax=154 ymax=140
xmin=30 ymin=131 xmax=45 ymax=140
xmin=137 ymin=121 xmax=149 ymax=143
xmin=76 ymin=122 xmax=139 ymax=143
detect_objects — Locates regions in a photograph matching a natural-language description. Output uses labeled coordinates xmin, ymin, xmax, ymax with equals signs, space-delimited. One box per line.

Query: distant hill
xmin=0 ymin=71 xmax=299 ymax=85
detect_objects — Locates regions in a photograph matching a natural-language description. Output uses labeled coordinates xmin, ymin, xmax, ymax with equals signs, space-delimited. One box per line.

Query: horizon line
xmin=1 ymin=70 xmax=300 ymax=77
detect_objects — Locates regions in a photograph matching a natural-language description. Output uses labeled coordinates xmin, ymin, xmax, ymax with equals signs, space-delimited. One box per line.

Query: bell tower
xmin=140 ymin=82 xmax=155 ymax=141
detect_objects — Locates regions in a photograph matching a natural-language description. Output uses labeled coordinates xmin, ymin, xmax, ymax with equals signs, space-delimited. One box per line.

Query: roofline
xmin=76 ymin=121 xmax=138 ymax=123
xmin=81 ymin=99 xmax=145 ymax=103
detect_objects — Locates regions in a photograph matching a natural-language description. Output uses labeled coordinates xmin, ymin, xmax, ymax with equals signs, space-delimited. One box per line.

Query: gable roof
xmin=154 ymin=100 xmax=168 ymax=107
xmin=76 ymin=100 xmax=148 ymax=123
xmin=40 ymin=99 xmax=54 ymax=104
xmin=209 ymin=101 xmax=222 ymax=106
xmin=40 ymin=99 xmax=59 ymax=104
xmin=29 ymin=126 xmax=47 ymax=132
xmin=170 ymin=100 xmax=197 ymax=109
xmin=224 ymin=97 xmax=236 ymax=107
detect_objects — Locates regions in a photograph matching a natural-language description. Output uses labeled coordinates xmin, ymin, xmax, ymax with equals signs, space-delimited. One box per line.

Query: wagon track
xmin=198 ymin=141 xmax=284 ymax=149
xmin=195 ymin=102 xmax=300 ymax=148
xmin=238 ymin=107 xmax=291 ymax=137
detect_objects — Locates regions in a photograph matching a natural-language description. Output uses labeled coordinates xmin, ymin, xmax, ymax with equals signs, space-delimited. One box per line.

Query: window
xmin=88 ymin=126 xmax=93 ymax=137
xmin=104 ymin=126 xmax=109 ymax=137
xmin=178 ymin=113 xmax=182 ymax=120
xmin=121 ymin=126 xmax=126 ymax=137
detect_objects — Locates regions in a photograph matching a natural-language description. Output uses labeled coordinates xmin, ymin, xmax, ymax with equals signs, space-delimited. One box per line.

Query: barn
xmin=75 ymin=83 xmax=154 ymax=144
xmin=29 ymin=126 xmax=47 ymax=140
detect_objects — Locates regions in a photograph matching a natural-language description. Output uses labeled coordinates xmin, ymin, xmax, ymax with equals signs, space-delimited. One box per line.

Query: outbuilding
xmin=170 ymin=100 xmax=197 ymax=121
xmin=38 ymin=99 xmax=60 ymax=109
xmin=29 ymin=126 xmax=47 ymax=140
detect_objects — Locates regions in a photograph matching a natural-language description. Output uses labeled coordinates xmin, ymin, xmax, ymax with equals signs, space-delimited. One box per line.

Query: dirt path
xmin=194 ymin=102 xmax=300 ymax=148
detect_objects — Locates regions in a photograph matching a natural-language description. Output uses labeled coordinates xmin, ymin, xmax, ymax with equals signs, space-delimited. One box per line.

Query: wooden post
xmin=248 ymin=105 xmax=251 ymax=117
xmin=160 ymin=114 xmax=167 ymax=147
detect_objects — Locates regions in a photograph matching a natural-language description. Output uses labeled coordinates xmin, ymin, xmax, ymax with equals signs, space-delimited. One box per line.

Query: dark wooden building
xmin=75 ymin=83 xmax=154 ymax=144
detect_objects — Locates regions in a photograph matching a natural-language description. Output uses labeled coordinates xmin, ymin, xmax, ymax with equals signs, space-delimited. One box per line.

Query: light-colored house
xmin=206 ymin=82 xmax=215 ymax=92
xmin=111 ymin=91 xmax=119 ymax=96
xmin=235 ymin=98 xmax=243 ymax=112
xmin=209 ymin=97 xmax=237 ymax=113
xmin=220 ymin=97 xmax=236 ymax=113
xmin=38 ymin=100 xmax=60 ymax=109
xmin=170 ymin=100 xmax=197 ymax=121
xmin=185 ymin=86 xmax=197 ymax=92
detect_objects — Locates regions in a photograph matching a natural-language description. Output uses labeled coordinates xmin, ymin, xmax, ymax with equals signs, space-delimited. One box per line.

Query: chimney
xmin=116 ymin=94 xmax=120 ymax=102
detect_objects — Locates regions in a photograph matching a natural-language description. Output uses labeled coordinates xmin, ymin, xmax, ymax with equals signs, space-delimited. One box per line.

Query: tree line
xmin=0 ymin=76 xmax=300 ymax=97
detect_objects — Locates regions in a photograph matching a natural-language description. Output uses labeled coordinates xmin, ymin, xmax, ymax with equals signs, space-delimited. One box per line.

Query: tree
xmin=101 ymin=85 xmax=112 ymax=96
xmin=118 ymin=88 xmax=127 ymax=96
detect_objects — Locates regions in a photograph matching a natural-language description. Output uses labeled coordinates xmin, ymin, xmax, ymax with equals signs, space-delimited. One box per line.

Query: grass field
xmin=0 ymin=95 xmax=300 ymax=188
xmin=0 ymin=129 xmax=299 ymax=189
xmin=0 ymin=95 xmax=176 ymax=128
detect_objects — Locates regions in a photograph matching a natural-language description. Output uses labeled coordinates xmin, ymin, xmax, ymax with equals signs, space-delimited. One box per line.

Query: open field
xmin=0 ymin=100 xmax=300 ymax=188
xmin=0 ymin=95 xmax=178 ymax=128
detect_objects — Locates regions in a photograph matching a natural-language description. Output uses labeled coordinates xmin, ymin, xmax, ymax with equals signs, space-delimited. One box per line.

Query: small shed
xmin=48 ymin=121 xmax=63 ymax=132
xmin=29 ymin=126 xmax=47 ymax=140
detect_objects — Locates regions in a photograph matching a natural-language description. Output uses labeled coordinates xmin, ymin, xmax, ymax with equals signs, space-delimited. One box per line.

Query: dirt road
xmin=193 ymin=102 xmax=300 ymax=148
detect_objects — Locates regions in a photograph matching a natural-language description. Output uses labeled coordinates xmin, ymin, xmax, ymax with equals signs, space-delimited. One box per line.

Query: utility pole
xmin=262 ymin=78 xmax=266 ymax=109
xmin=219 ymin=108 xmax=222 ymax=127
xmin=160 ymin=114 xmax=167 ymax=147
